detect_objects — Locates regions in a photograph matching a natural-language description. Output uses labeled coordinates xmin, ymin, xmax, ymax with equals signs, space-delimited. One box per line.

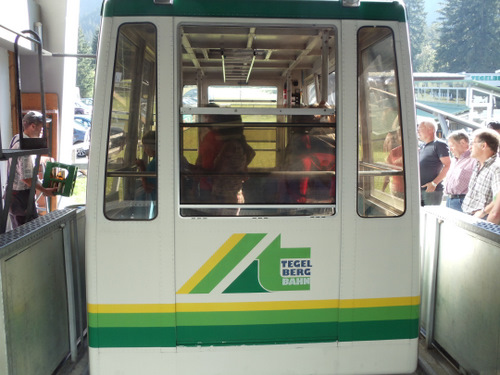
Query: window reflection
xmin=357 ymin=27 xmax=405 ymax=218
xmin=104 ymin=23 xmax=158 ymax=220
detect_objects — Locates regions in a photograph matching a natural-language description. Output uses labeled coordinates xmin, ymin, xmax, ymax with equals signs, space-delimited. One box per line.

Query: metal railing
xmin=0 ymin=208 xmax=86 ymax=374
xmin=415 ymin=101 xmax=482 ymax=137
xmin=420 ymin=206 xmax=500 ymax=374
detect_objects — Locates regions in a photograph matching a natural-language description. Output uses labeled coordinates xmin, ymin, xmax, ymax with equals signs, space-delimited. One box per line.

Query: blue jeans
xmin=421 ymin=190 xmax=443 ymax=206
xmin=446 ymin=197 xmax=464 ymax=212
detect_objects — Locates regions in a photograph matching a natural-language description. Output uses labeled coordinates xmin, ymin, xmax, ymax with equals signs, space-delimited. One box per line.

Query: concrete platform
xmin=55 ymin=337 xmax=460 ymax=375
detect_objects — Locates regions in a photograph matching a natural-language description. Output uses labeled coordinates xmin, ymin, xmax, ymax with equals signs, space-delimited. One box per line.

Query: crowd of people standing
xmin=418 ymin=119 xmax=500 ymax=225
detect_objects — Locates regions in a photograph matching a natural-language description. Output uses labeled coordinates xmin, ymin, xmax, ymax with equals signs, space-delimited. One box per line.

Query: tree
xmin=76 ymin=28 xmax=95 ymax=99
xmin=90 ymin=27 xmax=99 ymax=78
xmin=91 ymin=27 xmax=99 ymax=57
xmin=405 ymin=0 xmax=427 ymax=70
xmin=435 ymin=0 xmax=500 ymax=72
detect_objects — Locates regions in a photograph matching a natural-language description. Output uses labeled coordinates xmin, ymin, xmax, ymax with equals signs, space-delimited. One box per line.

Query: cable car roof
xmin=102 ymin=0 xmax=406 ymax=22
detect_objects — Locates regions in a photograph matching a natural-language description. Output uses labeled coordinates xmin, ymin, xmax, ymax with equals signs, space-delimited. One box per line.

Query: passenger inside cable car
xmin=102 ymin=23 xmax=407 ymax=219
xmin=283 ymin=111 xmax=335 ymax=204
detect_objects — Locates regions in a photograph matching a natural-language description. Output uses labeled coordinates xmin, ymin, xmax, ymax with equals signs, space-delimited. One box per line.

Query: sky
xmin=424 ymin=0 xmax=442 ymax=25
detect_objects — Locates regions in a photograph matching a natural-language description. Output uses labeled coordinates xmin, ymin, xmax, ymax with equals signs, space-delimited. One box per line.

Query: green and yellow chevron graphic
xmin=89 ymin=235 xmax=420 ymax=349
xmin=177 ymin=233 xmax=312 ymax=294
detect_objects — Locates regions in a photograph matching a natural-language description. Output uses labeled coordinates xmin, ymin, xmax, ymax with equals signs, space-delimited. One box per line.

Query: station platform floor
xmin=55 ymin=336 xmax=461 ymax=375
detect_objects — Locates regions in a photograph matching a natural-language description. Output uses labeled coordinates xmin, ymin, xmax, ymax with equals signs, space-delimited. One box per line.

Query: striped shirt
xmin=462 ymin=155 xmax=500 ymax=214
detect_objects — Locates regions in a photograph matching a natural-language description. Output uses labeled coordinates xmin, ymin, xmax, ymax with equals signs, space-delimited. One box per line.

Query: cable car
xmin=86 ymin=0 xmax=420 ymax=373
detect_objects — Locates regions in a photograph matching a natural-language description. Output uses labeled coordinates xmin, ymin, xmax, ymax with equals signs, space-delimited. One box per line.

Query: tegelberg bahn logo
xmin=177 ymin=234 xmax=312 ymax=294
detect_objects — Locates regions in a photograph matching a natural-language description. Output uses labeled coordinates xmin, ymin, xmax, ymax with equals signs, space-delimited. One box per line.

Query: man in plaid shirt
xmin=462 ymin=129 xmax=500 ymax=218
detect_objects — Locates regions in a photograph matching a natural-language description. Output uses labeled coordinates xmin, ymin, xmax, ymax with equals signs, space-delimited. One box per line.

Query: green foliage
xmin=405 ymin=0 xmax=438 ymax=72
xmin=435 ymin=0 xmax=500 ymax=72
xmin=76 ymin=28 xmax=96 ymax=99
xmin=70 ymin=174 xmax=87 ymax=205
xmin=415 ymin=42 xmax=437 ymax=72
xmin=405 ymin=0 xmax=427 ymax=63
xmin=92 ymin=28 xmax=99 ymax=55
xmin=405 ymin=0 xmax=500 ymax=73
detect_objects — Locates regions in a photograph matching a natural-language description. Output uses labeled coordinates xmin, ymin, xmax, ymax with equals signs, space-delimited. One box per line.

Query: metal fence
xmin=420 ymin=206 xmax=500 ymax=375
xmin=0 ymin=207 xmax=86 ymax=375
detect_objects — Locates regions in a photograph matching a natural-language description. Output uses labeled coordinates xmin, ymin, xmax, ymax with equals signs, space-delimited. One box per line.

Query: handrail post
xmin=62 ymin=222 xmax=78 ymax=362
xmin=424 ymin=217 xmax=443 ymax=348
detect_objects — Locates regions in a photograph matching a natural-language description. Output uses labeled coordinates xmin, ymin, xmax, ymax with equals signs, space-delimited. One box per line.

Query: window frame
xmin=177 ymin=23 xmax=338 ymax=218
xmin=103 ymin=22 xmax=159 ymax=221
xmin=356 ymin=26 xmax=406 ymax=219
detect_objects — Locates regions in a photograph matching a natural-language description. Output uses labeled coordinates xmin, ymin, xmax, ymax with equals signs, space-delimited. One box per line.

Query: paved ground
xmin=56 ymin=348 xmax=88 ymax=375
xmin=56 ymin=337 xmax=460 ymax=375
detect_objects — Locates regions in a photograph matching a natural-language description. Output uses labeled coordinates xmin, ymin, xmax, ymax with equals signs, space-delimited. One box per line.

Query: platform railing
xmin=420 ymin=206 xmax=500 ymax=374
xmin=0 ymin=207 xmax=86 ymax=374
xmin=415 ymin=100 xmax=482 ymax=138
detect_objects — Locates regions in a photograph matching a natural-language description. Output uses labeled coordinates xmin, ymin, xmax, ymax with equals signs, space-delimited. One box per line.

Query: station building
xmin=0 ymin=0 xmax=79 ymax=190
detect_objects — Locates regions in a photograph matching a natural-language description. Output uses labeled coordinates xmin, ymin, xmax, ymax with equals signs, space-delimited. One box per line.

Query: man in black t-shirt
xmin=417 ymin=120 xmax=451 ymax=206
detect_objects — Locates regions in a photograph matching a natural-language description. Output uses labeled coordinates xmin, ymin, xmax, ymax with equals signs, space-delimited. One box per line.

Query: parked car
xmin=74 ymin=115 xmax=92 ymax=128
xmin=73 ymin=118 xmax=91 ymax=157
xmin=75 ymin=101 xmax=91 ymax=115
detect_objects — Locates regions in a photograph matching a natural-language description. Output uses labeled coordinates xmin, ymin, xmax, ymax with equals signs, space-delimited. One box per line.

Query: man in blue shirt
xmin=418 ymin=120 xmax=451 ymax=206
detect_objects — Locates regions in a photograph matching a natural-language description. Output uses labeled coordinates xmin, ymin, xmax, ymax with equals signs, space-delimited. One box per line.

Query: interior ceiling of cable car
xmin=180 ymin=26 xmax=336 ymax=83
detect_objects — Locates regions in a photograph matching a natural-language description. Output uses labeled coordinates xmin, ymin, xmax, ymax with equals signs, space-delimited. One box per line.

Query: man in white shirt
xmin=8 ymin=111 xmax=57 ymax=228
